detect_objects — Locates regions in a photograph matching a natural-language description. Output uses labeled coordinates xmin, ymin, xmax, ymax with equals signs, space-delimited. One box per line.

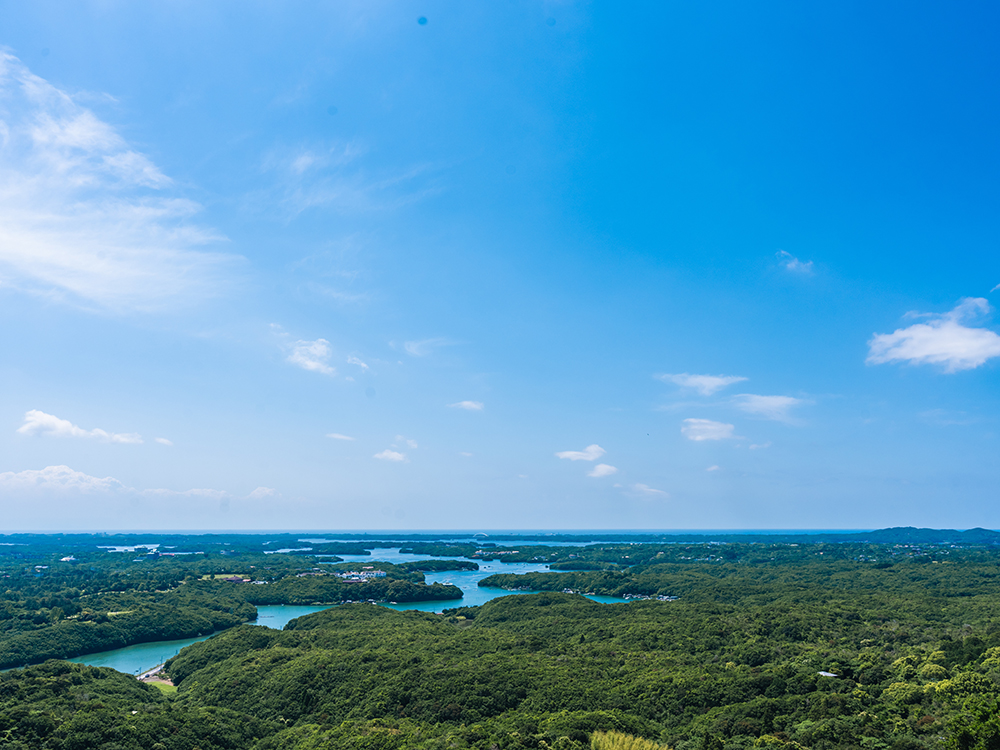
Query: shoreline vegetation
xmin=2 ymin=529 xmax=1000 ymax=748
xmin=0 ymin=551 xmax=468 ymax=669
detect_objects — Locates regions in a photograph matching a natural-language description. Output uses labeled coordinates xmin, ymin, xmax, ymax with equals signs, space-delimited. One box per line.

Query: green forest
xmin=0 ymin=542 xmax=464 ymax=668
xmin=2 ymin=532 xmax=1000 ymax=749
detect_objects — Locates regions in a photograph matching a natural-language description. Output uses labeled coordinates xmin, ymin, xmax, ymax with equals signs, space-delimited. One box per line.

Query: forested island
xmin=0 ymin=541 xmax=465 ymax=668
xmin=2 ymin=530 xmax=1000 ymax=749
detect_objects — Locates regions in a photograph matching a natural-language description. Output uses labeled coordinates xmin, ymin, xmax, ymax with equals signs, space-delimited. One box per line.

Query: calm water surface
xmin=67 ymin=634 xmax=214 ymax=675
xmin=65 ymin=548 xmax=626 ymax=675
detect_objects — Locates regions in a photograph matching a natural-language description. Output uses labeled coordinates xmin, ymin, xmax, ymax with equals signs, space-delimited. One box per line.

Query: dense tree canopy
xmin=2 ymin=533 xmax=1000 ymax=748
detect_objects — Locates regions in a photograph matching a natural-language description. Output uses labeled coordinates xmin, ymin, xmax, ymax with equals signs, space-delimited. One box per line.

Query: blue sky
xmin=0 ymin=1 xmax=998 ymax=530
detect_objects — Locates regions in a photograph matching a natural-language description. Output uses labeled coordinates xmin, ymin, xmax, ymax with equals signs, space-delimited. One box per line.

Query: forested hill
xmin=0 ymin=555 xmax=462 ymax=669
xmin=6 ymin=536 xmax=1000 ymax=748
xmin=128 ymin=579 xmax=1000 ymax=749
xmin=7 ymin=550 xmax=1000 ymax=749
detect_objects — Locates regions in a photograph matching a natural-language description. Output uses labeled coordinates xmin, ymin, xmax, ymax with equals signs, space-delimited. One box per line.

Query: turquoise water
xmin=67 ymin=634 xmax=214 ymax=675
xmin=64 ymin=606 xmax=327 ymax=675
xmin=63 ymin=549 xmax=627 ymax=675
xmin=254 ymin=604 xmax=336 ymax=629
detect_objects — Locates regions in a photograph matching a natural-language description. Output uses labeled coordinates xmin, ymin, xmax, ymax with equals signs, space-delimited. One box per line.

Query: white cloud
xmin=0 ymin=53 xmax=237 ymax=312
xmin=374 ymin=449 xmax=406 ymax=462
xmin=632 ymin=483 xmax=668 ymax=497
xmin=656 ymin=373 xmax=747 ymax=396
xmin=681 ymin=418 xmax=735 ymax=441
xmin=555 ymin=444 xmax=606 ymax=461
xmin=154 ymin=437 xmax=173 ymax=446
xmin=867 ymin=298 xmax=1000 ymax=372
xmin=449 ymin=401 xmax=484 ymax=411
xmin=0 ymin=464 xmax=291 ymax=529
xmin=395 ymin=435 xmax=418 ymax=449
xmin=404 ymin=338 xmax=449 ymax=356
xmin=347 ymin=355 xmax=369 ymax=371
xmin=287 ymin=338 xmax=336 ymax=375
xmin=706 ymin=465 xmax=721 ymax=472
xmin=749 ymin=441 xmax=772 ymax=450
xmin=290 ymin=151 xmax=320 ymax=174
xmin=733 ymin=394 xmax=806 ymax=422
xmin=0 ymin=464 xmax=128 ymax=493
xmin=17 ymin=410 xmax=143 ymax=444
xmin=326 ymin=433 xmax=356 ymax=441
xmin=0 ymin=465 xmax=272 ymax=502
xmin=776 ymin=250 xmax=814 ymax=274
xmin=587 ymin=463 xmax=618 ymax=478
xmin=459 ymin=451 xmax=473 ymax=457
xmin=991 ymin=283 xmax=999 ymax=293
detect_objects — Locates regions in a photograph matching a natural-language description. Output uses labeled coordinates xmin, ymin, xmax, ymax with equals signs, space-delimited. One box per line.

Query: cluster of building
xmin=291 ymin=567 xmax=390 ymax=582
xmin=337 ymin=568 xmax=388 ymax=582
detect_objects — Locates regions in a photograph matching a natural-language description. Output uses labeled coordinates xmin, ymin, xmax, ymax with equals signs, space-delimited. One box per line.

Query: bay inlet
xmin=67 ymin=550 xmax=627 ymax=675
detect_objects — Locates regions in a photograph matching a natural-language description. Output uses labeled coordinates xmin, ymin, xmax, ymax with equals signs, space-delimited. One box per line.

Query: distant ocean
xmin=82 ymin=529 xmax=873 ymax=536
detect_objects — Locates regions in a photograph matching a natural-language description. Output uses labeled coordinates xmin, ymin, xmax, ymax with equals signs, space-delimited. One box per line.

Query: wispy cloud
xmin=0 ymin=53 xmax=237 ymax=312
xmin=261 ymin=141 xmax=437 ymax=218
xmin=404 ymin=338 xmax=450 ymax=357
xmin=395 ymin=435 xmax=418 ymax=449
xmin=374 ymin=449 xmax=406 ymax=462
xmin=17 ymin=410 xmax=142 ymax=444
xmin=867 ymin=298 xmax=1000 ymax=372
xmin=991 ymin=283 xmax=999 ymax=293
xmin=681 ymin=419 xmax=735 ymax=441
xmin=632 ymin=483 xmax=668 ymax=497
xmin=0 ymin=464 xmax=286 ymax=528
xmin=326 ymin=433 xmax=356 ymax=441
xmin=346 ymin=356 xmax=369 ymax=371
xmin=749 ymin=441 xmax=772 ymax=450
xmin=656 ymin=373 xmax=747 ymax=396
xmin=555 ymin=444 xmax=606 ymax=461
xmin=706 ymin=465 xmax=721 ymax=472
xmin=732 ymin=394 xmax=806 ymax=423
xmin=155 ymin=437 xmax=173 ymax=446
xmin=449 ymin=400 xmax=484 ymax=411
xmin=776 ymin=250 xmax=814 ymax=274
xmin=919 ymin=409 xmax=977 ymax=427
xmin=0 ymin=464 xmax=270 ymax=501
xmin=587 ymin=463 xmax=618 ymax=478
xmin=288 ymin=338 xmax=336 ymax=375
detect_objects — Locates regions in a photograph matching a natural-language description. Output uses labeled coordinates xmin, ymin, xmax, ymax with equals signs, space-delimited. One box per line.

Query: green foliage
xmin=0 ymin=543 xmax=460 ymax=667
xmin=397 ymin=560 xmax=480 ymax=573
xmin=592 ymin=730 xmax=671 ymax=750
xmin=240 ymin=572 xmax=461 ymax=606
xmin=7 ymin=534 xmax=1000 ymax=749
xmin=0 ymin=659 xmax=276 ymax=749
xmin=0 ymin=583 xmax=256 ymax=668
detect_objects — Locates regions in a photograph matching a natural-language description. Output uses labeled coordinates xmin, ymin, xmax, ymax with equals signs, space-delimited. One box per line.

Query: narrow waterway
xmin=66 ymin=549 xmax=627 ymax=675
